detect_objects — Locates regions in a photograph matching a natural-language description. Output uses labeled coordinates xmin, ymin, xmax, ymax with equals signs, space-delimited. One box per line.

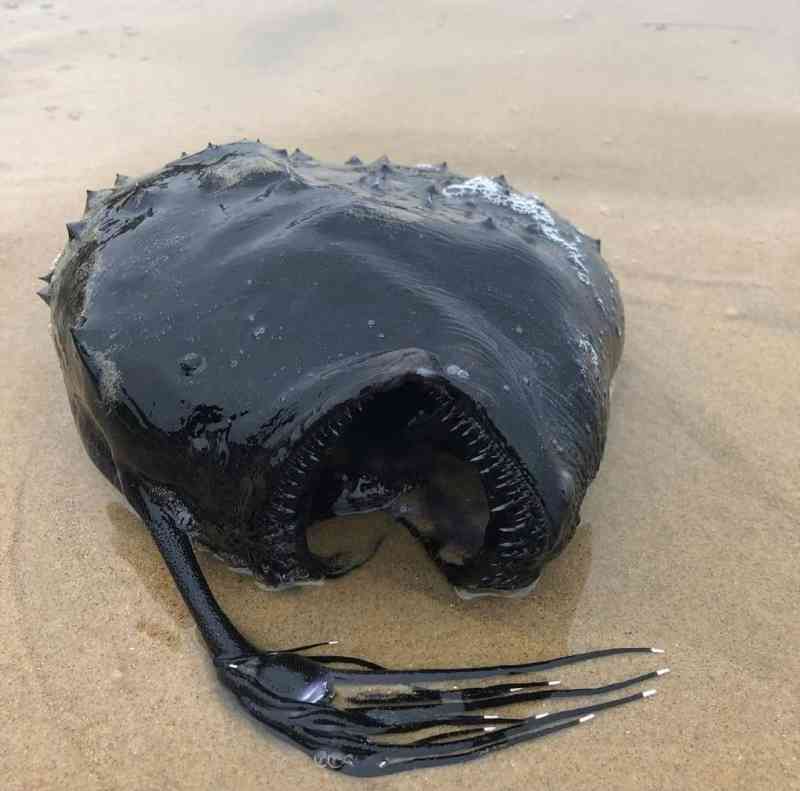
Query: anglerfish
xmin=39 ymin=141 xmax=667 ymax=776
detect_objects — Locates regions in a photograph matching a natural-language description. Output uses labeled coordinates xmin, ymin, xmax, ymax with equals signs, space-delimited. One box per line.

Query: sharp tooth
xmin=36 ymin=286 xmax=51 ymax=305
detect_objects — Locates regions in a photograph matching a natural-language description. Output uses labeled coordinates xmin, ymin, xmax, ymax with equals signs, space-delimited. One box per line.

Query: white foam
xmin=442 ymin=176 xmax=590 ymax=282
xmin=577 ymin=335 xmax=600 ymax=370
xmin=90 ymin=349 xmax=122 ymax=403
xmin=445 ymin=363 xmax=470 ymax=380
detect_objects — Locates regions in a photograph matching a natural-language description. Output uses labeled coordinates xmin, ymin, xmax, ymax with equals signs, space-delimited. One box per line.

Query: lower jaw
xmin=261 ymin=372 xmax=553 ymax=595
xmin=454 ymin=574 xmax=541 ymax=600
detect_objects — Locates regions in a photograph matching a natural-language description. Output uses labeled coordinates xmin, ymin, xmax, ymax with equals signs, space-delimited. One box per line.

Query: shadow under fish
xmin=39 ymin=141 xmax=667 ymax=776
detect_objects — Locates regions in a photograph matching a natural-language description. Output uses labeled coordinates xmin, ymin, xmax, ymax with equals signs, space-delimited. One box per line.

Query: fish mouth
xmin=262 ymin=362 xmax=553 ymax=596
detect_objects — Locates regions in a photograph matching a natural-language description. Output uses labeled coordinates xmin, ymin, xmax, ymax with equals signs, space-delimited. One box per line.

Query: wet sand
xmin=2 ymin=1 xmax=799 ymax=788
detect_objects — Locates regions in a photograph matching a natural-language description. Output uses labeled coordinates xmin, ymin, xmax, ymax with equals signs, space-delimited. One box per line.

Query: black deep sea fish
xmin=38 ymin=141 xmax=667 ymax=776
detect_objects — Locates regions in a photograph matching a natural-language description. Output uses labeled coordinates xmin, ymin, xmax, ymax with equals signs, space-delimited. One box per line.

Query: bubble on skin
xmin=230 ymin=358 xmax=239 ymax=368
xmin=179 ymin=352 xmax=206 ymax=377
xmin=367 ymin=319 xmax=376 ymax=328
xmin=253 ymin=325 xmax=266 ymax=338
xmin=558 ymin=468 xmax=576 ymax=500
xmin=445 ymin=364 xmax=470 ymax=380
xmin=514 ymin=324 xmax=523 ymax=334
xmin=502 ymin=384 xmax=511 ymax=392
xmin=377 ymin=332 xmax=385 ymax=339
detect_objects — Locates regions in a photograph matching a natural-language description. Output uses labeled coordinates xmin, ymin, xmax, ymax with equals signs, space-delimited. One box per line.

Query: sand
xmin=2 ymin=1 xmax=798 ymax=789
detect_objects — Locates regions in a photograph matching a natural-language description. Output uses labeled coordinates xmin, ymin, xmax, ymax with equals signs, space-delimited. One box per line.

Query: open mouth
xmin=262 ymin=372 xmax=552 ymax=595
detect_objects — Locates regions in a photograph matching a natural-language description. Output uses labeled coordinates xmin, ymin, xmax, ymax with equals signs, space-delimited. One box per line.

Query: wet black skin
xmin=39 ymin=142 xmax=666 ymax=775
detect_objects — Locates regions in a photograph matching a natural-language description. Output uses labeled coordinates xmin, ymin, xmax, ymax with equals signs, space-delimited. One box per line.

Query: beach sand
xmin=1 ymin=1 xmax=798 ymax=788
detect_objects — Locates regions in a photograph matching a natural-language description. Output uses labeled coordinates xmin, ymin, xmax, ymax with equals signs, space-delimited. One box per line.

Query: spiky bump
xmin=66 ymin=221 xmax=85 ymax=241
xmin=291 ymin=148 xmax=313 ymax=163
xmin=84 ymin=189 xmax=113 ymax=213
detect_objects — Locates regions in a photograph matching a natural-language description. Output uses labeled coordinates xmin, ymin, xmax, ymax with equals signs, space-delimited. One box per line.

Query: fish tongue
xmin=388 ymin=453 xmax=489 ymax=566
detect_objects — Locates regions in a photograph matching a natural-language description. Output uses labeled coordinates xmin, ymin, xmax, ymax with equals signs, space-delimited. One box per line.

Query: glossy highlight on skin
xmin=40 ymin=141 xmax=666 ymax=775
